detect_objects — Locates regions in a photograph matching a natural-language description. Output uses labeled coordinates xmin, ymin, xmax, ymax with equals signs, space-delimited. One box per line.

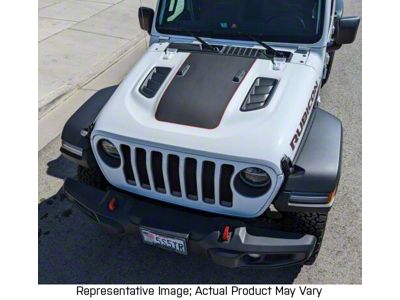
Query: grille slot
xmin=121 ymin=144 xmax=135 ymax=185
xmin=136 ymin=148 xmax=150 ymax=189
xmin=219 ymin=164 xmax=234 ymax=207
xmin=184 ymin=158 xmax=198 ymax=200
xmin=151 ymin=151 xmax=165 ymax=193
xmin=202 ymin=161 xmax=215 ymax=203
xmin=168 ymin=154 xmax=181 ymax=197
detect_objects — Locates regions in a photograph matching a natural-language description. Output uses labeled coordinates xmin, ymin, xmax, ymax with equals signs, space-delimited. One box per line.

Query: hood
xmin=93 ymin=43 xmax=320 ymax=174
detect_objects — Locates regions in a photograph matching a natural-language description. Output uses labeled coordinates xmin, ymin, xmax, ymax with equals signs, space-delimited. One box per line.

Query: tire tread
xmin=283 ymin=212 xmax=328 ymax=264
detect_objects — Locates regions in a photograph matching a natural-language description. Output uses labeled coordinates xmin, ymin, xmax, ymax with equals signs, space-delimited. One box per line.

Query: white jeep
xmin=61 ymin=0 xmax=359 ymax=268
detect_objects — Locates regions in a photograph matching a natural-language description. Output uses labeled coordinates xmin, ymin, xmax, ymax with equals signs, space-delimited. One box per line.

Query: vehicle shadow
xmin=45 ymin=155 xmax=77 ymax=181
xmin=38 ymin=152 xmax=77 ymax=201
xmin=39 ymin=157 xmax=302 ymax=284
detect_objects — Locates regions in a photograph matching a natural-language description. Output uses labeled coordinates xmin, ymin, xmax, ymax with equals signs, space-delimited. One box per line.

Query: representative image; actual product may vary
xmin=60 ymin=0 xmax=360 ymax=268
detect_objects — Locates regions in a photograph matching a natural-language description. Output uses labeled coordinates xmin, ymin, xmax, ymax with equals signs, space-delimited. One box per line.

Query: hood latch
xmin=272 ymin=56 xmax=286 ymax=71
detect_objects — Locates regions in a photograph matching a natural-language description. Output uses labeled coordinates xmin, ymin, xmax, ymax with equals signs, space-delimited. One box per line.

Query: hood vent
xmin=139 ymin=67 xmax=171 ymax=98
xmin=222 ymin=46 xmax=263 ymax=58
xmin=241 ymin=78 xmax=277 ymax=111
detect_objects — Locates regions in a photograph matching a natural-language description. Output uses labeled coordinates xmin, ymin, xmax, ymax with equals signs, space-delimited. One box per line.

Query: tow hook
xmin=220 ymin=225 xmax=231 ymax=242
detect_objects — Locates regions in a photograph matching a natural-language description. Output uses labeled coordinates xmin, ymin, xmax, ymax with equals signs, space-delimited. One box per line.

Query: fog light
xmin=240 ymin=167 xmax=271 ymax=187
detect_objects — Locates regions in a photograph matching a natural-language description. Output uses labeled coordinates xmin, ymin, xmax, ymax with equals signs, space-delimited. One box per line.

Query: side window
xmin=167 ymin=0 xmax=185 ymax=22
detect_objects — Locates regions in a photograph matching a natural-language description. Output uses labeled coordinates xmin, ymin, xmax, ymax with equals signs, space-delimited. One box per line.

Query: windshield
xmin=156 ymin=0 xmax=325 ymax=44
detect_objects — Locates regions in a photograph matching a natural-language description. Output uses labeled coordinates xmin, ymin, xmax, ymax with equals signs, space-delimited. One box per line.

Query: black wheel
xmin=77 ymin=165 xmax=107 ymax=190
xmin=322 ymin=52 xmax=335 ymax=86
xmin=282 ymin=212 xmax=328 ymax=265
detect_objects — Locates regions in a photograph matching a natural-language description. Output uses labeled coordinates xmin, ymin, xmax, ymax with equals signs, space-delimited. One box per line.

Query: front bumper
xmin=64 ymin=178 xmax=316 ymax=268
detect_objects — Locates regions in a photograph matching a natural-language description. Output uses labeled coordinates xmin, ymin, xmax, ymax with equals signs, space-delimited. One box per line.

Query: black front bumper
xmin=64 ymin=178 xmax=316 ymax=268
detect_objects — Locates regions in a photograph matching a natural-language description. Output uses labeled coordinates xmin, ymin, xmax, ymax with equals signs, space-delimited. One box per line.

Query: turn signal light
xmin=328 ymin=189 xmax=337 ymax=204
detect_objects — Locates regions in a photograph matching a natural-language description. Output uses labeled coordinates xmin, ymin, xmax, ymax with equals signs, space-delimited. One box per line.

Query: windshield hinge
xmin=157 ymin=36 xmax=170 ymax=43
xmin=296 ymin=46 xmax=310 ymax=52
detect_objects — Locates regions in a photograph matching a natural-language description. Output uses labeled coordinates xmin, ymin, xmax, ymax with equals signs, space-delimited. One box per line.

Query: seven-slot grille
xmin=120 ymin=145 xmax=235 ymax=207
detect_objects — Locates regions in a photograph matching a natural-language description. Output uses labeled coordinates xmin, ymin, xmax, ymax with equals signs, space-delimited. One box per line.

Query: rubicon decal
xmin=290 ymin=82 xmax=320 ymax=150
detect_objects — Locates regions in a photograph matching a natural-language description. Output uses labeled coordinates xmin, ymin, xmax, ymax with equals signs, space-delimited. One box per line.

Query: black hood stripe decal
xmin=155 ymin=53 xmax=256 ymax=129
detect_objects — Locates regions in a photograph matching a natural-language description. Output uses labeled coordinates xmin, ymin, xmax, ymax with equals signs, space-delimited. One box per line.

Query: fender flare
xmin=60 ymin=85 xmax=118 ymax=167
xmin=274 ymin=108 xmax=342 ymax=212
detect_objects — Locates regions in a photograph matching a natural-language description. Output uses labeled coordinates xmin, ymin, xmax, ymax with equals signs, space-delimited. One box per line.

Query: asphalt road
xmin=38 ymin=0 xmax=362 ymax=284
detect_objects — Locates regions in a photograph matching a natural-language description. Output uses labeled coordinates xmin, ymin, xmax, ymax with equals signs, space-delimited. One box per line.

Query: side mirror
xmin=138 ymin=7 xmax=154 ymax=34
xmin=336 ymin=16 xmax=360 ymax=45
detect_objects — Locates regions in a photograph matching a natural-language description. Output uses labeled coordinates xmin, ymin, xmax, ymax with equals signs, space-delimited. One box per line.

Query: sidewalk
xmin=38 ymin=0 xmax=156 ymax=149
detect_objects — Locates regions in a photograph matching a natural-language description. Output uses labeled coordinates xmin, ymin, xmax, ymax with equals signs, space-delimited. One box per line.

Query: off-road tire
xmin=282 ymin=212 xmax=328 ymax=265
xmin=77 ymin=165 xmax=107 ymax=190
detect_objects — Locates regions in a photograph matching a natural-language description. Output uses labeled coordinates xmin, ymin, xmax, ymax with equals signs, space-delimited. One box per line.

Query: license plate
xmin=140 ymin=227 xmax=188 ymax=255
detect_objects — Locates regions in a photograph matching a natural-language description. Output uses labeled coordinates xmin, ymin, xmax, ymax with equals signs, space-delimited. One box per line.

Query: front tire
xmin=282 ymin=212 xmax=328 ymax=265
xmin=77 ymin=165 xmax=107 ymax=190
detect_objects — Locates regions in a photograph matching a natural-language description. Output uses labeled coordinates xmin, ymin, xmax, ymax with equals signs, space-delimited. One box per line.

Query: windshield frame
xmin=154 ymin=0 xmax=327 ymax=45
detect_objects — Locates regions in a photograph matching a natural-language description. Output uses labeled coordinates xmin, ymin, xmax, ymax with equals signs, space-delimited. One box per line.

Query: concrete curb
xmin=39 ymin=35 xmax=147 ymax=119
xmin=39 ymin=38 xmax=148 ymax=150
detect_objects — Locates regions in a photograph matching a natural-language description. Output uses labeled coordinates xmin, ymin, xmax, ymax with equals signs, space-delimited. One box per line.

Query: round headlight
xmin=239 ymin=167 xmax=271 ymax=187
xmin=100 ymin=139 xmax=120 ymax=159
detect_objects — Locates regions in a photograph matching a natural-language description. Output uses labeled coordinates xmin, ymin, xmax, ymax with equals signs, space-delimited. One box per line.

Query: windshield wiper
xmin=246 ymin=35 xmax=285 ymax=58
xmin=186 ymin=30 xmax=219 ymax=52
